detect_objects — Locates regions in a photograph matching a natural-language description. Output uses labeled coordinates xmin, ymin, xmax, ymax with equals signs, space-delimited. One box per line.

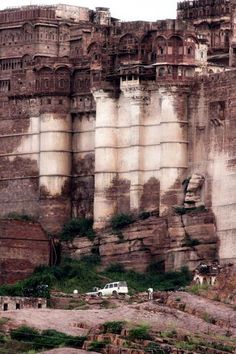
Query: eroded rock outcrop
xmin=64 ymin=210 xmax=218 ymax=272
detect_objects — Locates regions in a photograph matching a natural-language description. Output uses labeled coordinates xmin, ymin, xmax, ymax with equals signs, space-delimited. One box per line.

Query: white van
xmin=97 ymin=281 xmax=128 ymax=296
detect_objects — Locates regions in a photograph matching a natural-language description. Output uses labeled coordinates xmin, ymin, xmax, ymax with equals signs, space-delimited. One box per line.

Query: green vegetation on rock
xmin=110 ymin=213 xmax=134 ymax=230
xmin=103 ymin=321 xmax=126 ymax=334
xmin=10 ymin=326 xmax=87 ymax=350
xmin=0 ymin=258 xmax=192 ymax=297
xmin=128 ymin=324 xmax=152 ymax=341
xmin=59 ymin=217 xmax=95 ymax=242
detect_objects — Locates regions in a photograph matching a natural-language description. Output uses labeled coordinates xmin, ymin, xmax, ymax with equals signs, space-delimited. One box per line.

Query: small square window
xmin=59 ymin=99 xmax=63 ymax=105
xmin=47 ymin=98 xmax=51 ymax=104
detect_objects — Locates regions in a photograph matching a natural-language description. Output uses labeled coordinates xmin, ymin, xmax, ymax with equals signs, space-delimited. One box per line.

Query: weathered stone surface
xmin=100 ymin=242 xmax=131 ymax=257
xmin=0 ymin=1 xmax=235 ymax=272
xmin=185 ymin=224 xmax=217 ymax=243
xmin=0 ymin=219 xmax=50 ymax=284
xmin=168 ymin=227 xmax=186 ymax=239
xmin=95 ymin=210 xmax=217 ymax=272
xmin=182 ymin=212 xmax=215 ymax=227
xmin=167 ymin=216 xmax=183 ymax=228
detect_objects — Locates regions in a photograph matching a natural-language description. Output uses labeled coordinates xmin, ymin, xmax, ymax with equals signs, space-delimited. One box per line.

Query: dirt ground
xmin=3 ymin=291 xmax=236 ymax=339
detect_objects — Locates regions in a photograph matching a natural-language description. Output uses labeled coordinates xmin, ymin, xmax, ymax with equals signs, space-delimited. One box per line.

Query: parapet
xmin=177 ymin=0 xmax=231 ymax=20
xmin=0 ymin=4 xmax=91 ymax=24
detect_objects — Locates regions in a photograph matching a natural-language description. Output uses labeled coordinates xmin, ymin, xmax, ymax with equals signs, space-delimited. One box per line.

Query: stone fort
xmin=0 ymin=0 xmax=236 ymax=275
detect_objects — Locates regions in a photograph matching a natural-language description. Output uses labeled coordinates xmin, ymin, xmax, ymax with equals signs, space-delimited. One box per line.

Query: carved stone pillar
xmin=159 ymin=86 xmax=189 ymax=215
xmin=93 ymin=90 xmax=118 ymax=229
xmin=120 ymin=81 xmax=150 ymax=211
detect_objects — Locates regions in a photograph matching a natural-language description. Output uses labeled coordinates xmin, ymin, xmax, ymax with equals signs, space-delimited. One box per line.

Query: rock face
xmin=62 ymin=237 xmax=94 ymax=259
xmin=165 ymin=211 xmax=218 ymax=272
xmin=184 ymin=174 xmax=205 ymax=210
xmin=66 ymin=210 xmax=218 ymax=272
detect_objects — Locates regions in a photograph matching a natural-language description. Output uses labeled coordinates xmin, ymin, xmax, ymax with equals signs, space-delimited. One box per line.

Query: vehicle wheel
xmin=98 ymin=292 xmax=102 ymax=297
xmin=112 ymin=290 xmax=118 ymax=297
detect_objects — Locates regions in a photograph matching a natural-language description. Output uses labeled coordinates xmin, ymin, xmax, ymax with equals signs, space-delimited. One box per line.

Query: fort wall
xmin=0 ymin=219 xmax=50 ymax=284
xmin=0 ymin=2 xmax=235 ymax=272
xmin=188 ymin=71 xmax=236 ymax=264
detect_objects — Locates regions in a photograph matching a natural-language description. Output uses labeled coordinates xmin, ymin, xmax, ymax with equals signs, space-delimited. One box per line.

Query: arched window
xmin=187 ymin=46 xmax=193 ymax=55
xmin=119 ymin=33 xmax=139 ymax=53
xmin=155 ymin=36 xmax=167 ymax=61
xmin=168 ymin=36 xmax=183 ymax=57
xmin=140 ymin=34 xmax=152 ymax=62
xmin=158 ymin=67 xmax=165 ymax=77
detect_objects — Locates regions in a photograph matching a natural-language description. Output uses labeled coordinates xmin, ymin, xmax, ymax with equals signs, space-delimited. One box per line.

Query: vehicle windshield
xmin=118 ymin=281 xmax=127 ymax=286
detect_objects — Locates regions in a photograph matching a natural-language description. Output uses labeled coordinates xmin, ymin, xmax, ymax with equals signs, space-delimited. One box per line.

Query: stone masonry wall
xmin=0 ymin=219 xmax=50 ymax=284
xmin=188 ymin=71 xmax=236 ymax=265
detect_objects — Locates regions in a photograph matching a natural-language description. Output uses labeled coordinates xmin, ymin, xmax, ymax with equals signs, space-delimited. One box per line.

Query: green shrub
xmin=81 ymin=254 xmax=101 ymax=266
xmin=88 ymin=340 xmax=110 ymax=352
xmin=110 ymin=213 xmax=134 ymax=230
xmin=173 ymin=205 xmax=207 ymax=215
xmin=103 ymin=321 xmax=125 ymax=334
xmin=10 ymin=326 xmax=87 ymax=350
xmin=128 ymin=325 xmax=152 ymax=341
xmin=0 ymin=283 xmax=24 ymax=297
xmin=184 ymin=236 xmax=200 ymax=247
xmin=10 ymin=326 xmax=39 ymax=342
xmin=105 ymin=263 xmax=126 ymax=273
xmin=0 ymin=333 xmax=5 ymax=343
xmin=6 ymin=212 xmax=36 ymax=222
xmin=65 ymin=335 xmax=87 ymax=348
xmin=209 ymin=341 xmax=234 ymax=353
xmin=0 ymin=257 xmax=192 ymax=298
xmin=202 ymin=312 xmax=216 ymax=324
xmin=34 ymin=329 xmax=67 ymax=348
xmin=146 ymin=261 xmax=165 ymax=274
xmin=139 ymin=211 xmax=151 ymax=220
xmin=173 ymin=206 xmax=186 ymax=215
xmin=160 ymin=329 xmax=177 ymax=339
xmin=59 ymin=218 xmax=95 ymax=242
xmin=187 ymin=283 xmax=209 ymax=295
xmin=145 ymin=342 xmax=168 ymax=354
xmin=115 ymin=230 xmax=125 ymax=242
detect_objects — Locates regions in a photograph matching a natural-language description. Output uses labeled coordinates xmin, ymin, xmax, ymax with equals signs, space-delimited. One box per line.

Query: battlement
xmin=0 ymin=4 xmax=91 ymax=24
xmin=177 ymin=0 xmax=231 ymax=20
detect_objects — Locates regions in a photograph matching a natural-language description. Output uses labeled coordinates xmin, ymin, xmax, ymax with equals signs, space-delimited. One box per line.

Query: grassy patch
xmin=139 ymin=211 xmax=151 ymax=220
xmin=183 ymin=235 xmax=200 ymax=247
xmin=103 ymin=321 xmax=126 ymax=334
xmin=110 ymin=213 xmax=134 ymax=230
xmin=10 ymin=326 xmax=87 ymax=350
xmin=103 ymin=265 xmax=192 ymax=293
xmin=202 ymin=312 xmax=216 ymax=324
xmin=0 ymin=259 xmax=192 ymax=297
xmin=160 ymin=329 xmax=177 ymax=339
xmin=145 ymin=342 xmax=168 ymax=353
xmin=173 ymin=205 xmax=207 ymax=215
xmin=5 ymin=212 xmax=36 ymax=222
xmin=128 ymin=325 xmax=152 ymax=341
xmin=59 ymin=217 xmax=95 ymax=242
xmin=187 ymin=283 xmax=210 ymax=295
xmin=175 ymin=335 xmax=235 ymax=353
xmin=88 ymin=339 xmax=110 ymax=352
